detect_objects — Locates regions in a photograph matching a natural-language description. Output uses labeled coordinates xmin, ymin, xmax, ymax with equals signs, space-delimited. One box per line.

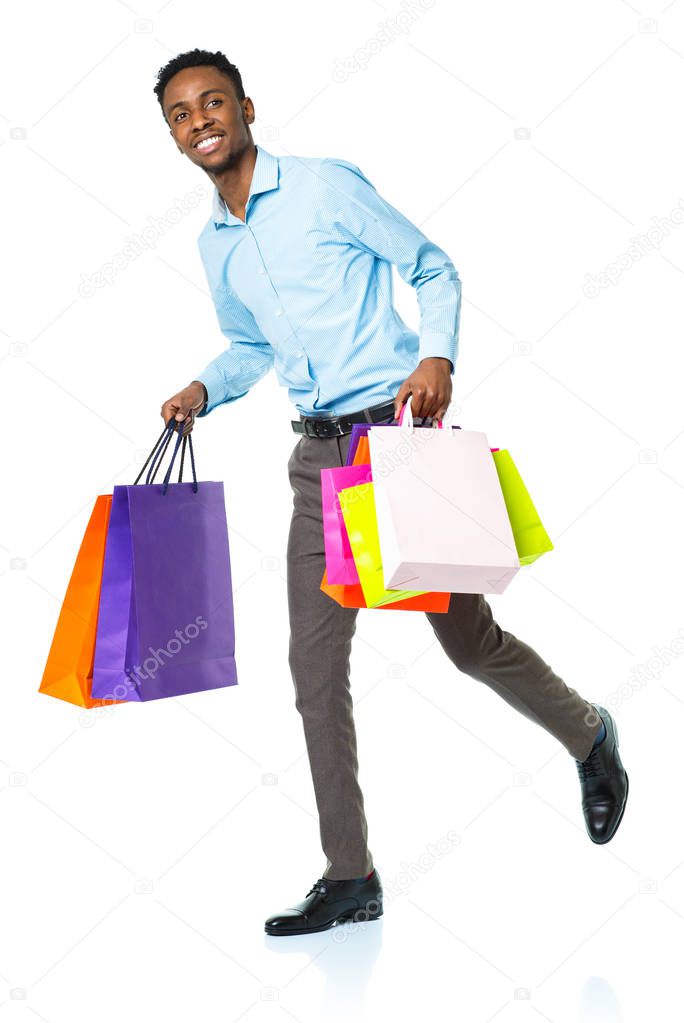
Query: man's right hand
xmin=160 ymin=380 xmax=207 ymax=436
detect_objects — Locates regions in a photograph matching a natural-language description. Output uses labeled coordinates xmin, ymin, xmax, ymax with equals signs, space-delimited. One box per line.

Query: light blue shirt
xmin=195 ymin=145 xmax=461 ymax=418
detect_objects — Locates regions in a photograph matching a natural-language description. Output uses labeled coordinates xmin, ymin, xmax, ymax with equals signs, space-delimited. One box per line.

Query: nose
xmin=190 ymin=111 xmax=214 ymax=137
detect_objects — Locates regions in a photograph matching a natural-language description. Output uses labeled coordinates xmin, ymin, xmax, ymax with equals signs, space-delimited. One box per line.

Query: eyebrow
xmin=166 ymin=88 xmax=226 ymax=114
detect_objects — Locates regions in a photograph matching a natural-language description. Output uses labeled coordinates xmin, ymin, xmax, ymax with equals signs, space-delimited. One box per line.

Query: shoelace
xmin=575 ymin=743 xmax=607 ymax=781
xmin=306 ymin=879 xmax=331 ymax=898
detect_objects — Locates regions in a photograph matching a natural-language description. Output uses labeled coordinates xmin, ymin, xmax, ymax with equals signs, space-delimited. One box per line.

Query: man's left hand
xmin=394 ymin=357 xmax=453 ymax=421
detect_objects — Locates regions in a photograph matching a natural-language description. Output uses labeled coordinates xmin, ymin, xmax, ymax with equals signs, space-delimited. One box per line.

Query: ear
xmin=242 ymin=97 xmax=255 ymax=124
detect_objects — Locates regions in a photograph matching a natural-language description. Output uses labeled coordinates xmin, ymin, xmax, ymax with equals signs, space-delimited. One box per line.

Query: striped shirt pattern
xmin=195 ymin=145 xmax=461 ymax=418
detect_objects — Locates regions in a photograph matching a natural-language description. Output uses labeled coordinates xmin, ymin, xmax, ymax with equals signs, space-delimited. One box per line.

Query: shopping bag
xmin=338 ymin=481 xmax=437 ymax=606
xmin=351 ymin=435 xmax=371 ymax=466
xmin=321 ymin=463 xmax=373 ymax=584
xmin=368 ymin=396 xmax=520 ymax=594
xmin=346 ymin=424 xmax=376 ymax=466
xmin=491 ymin=449 xmax=554 ymax=565
xmin=39 ymin=496 xmax=125 ymax=708
xmin=92 ymin=422 xmax=238 ymax=701
xmin=320 ymin=568 xmax=450 ymax=612
xmin=345 ymin=411 xmax=458 ymax=467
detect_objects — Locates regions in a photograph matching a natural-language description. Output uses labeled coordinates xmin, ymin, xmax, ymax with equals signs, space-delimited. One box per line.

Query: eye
xmin=174 ymin=97 xmax=221 ymax=123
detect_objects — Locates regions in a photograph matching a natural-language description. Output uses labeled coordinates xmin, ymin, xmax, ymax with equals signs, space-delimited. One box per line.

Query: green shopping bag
xmin=338 ymin=482 xmax=429 ymax=607
xmin=491 ymin=450 xmax=554 ymax=565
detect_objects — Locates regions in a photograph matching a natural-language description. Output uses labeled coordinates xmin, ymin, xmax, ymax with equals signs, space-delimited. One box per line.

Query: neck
xmin=212 ymin=142 xmax=258 ymax=220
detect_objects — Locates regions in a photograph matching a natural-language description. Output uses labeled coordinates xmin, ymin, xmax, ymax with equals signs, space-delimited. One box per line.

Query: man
xmin=155 ymin=48 xmax=628 ymax=937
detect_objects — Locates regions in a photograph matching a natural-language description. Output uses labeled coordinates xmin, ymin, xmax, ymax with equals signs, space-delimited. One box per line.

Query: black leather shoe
xmin=576 ymin=704 xmax=629 ymax=844
xmin=264 ymin=871 xmax=383 ymax=936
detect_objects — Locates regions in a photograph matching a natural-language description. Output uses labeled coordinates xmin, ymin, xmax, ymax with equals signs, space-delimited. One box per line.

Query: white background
xmin=2 ymin=0 xmax=683 ymax=1020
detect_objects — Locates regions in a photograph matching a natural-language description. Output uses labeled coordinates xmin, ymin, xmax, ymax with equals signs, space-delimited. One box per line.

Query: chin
xmin=197 ymin=150 xmax=238 ymax=176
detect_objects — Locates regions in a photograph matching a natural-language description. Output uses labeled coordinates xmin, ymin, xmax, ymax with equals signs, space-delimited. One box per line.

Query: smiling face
xmin=162 ymin=64 xmax=254 ymax=174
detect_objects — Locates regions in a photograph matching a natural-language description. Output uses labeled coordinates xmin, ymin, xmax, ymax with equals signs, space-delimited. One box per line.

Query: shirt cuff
xmin=418 ymin=333 xmax=457 ymax=372
xmin=194 ymin=364 xmax=226 ymax=417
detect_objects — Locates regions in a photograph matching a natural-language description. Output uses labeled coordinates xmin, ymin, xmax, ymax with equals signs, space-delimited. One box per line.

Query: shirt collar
xmin=211 ymin=145 xmax=280 ymax=227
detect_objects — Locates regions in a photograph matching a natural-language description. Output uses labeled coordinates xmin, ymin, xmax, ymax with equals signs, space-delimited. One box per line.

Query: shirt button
xmin=257 ymin=267 xmax=265 ymax=275
xmin=295 ymin=349 xmax=304 ymax=357
xmin=275 ymin=307 xmax=284 ymax=317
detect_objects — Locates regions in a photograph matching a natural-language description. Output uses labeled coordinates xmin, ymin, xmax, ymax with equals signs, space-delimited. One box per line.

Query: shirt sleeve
xmin=316 ymin=157 xmax=461 ymax=370
xmin=194 ymin=257 xmax=275 ymax=418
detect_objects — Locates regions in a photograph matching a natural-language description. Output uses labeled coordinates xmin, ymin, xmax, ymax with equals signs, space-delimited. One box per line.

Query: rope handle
xmin=161 ymin=425 xmax=198 ymax=495
xmin=133 ymin=416 xmax=199 ymax=494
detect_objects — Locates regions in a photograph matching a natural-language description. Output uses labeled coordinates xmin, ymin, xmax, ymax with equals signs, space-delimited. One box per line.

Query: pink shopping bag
xmin=321 ymin=463 xmax=373 ymax=584
xmin=368 ymin=397 xmax=519 ymax=594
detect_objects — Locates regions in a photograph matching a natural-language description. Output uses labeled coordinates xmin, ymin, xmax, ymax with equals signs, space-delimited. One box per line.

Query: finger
xmin=423 ymin=390 xmax=440 ymax=419
xmin=410 ymin=389 xmax=430 ymax=418
xmin=393 ymin=383 xmax=411 ymax=420
xmin=181 ymin=409 xmax=196 ymax=436
xmin=428 ymin=392 xmax=449 ymax=420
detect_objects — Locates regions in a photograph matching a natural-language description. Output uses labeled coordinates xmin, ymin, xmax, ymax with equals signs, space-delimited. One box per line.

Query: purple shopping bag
xmin=345 ymin=417 xmax=397 ymax=466
xmin=345 ymin=424 xmax=374 ymax=467
xmin=321 ymin=463 xmax=373 ymax=584
xmin=92 ymin=422 xmax=237 ymax=701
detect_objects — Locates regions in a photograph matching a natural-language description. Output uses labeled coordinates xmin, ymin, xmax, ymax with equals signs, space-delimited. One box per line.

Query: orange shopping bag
xmin=39 ymin=496 xmax=124 ymax=708
xmin=320 ymin=569 xmax=450 ymax=612
xmin=351 ymin=435 xmax=371 ymax=466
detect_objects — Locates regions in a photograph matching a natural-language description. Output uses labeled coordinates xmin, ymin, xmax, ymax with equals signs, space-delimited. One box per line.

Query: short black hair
xmin=153 ymin=48 xmax=245 ymax=119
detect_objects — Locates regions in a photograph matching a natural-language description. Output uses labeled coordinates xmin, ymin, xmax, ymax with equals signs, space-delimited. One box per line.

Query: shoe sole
xmin=265 ymin=906 xmax=384 ymax=936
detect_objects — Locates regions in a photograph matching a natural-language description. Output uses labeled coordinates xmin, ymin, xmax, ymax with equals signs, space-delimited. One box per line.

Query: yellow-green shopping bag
xmin=491 ymin=449 xmax=554 ymax=565
xmin=338 ymin=482 xmax=430 ymax=607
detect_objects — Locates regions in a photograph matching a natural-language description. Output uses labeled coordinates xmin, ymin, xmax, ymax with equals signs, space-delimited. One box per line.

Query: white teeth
xmin=196 ymin=135 xmax=221 ymax=150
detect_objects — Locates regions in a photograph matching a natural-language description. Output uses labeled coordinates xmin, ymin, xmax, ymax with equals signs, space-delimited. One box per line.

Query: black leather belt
xmin=291 ymin=399 xmax=397 ymax=438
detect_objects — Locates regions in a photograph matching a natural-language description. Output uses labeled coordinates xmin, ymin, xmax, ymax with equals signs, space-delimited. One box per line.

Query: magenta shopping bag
xmin=321 ymin=463 xmax=373 ymax=584
xmin=92 ymin=422 xmax=237 ymax=701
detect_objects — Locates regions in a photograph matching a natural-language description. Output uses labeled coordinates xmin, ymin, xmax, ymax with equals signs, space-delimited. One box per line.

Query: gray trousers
xmin=286 ymin=430 xmax=602 ymax=880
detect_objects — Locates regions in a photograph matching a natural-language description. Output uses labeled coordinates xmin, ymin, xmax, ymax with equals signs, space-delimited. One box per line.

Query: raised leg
xmin=425 ymin=593 xmax=602 ymax=762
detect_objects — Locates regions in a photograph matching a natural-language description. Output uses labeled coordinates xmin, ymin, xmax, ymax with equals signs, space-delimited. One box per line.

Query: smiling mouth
xmin=193 ymin=135 xmax=224 ymax=154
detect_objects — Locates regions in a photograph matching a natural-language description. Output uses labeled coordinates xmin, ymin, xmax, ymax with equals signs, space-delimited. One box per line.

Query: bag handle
xmin=145 ymin=420 xmax=176 ymax=485
xmin=133 ymin=420 xmax=172 ymax=485
xmin=133 ymin=417 xmax=198 ymax=494
xmin=161 ymin=424 xmax=198 ymax=495
xmin=396 ymin=394 xmax=455 ymax=436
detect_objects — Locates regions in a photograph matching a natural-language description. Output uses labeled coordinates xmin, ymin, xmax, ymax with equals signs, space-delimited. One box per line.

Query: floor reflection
xmin=264 ymin=914 xmax=384 ymax=1017
xmin=580 ymin=976 xmax=622 ymax=1021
